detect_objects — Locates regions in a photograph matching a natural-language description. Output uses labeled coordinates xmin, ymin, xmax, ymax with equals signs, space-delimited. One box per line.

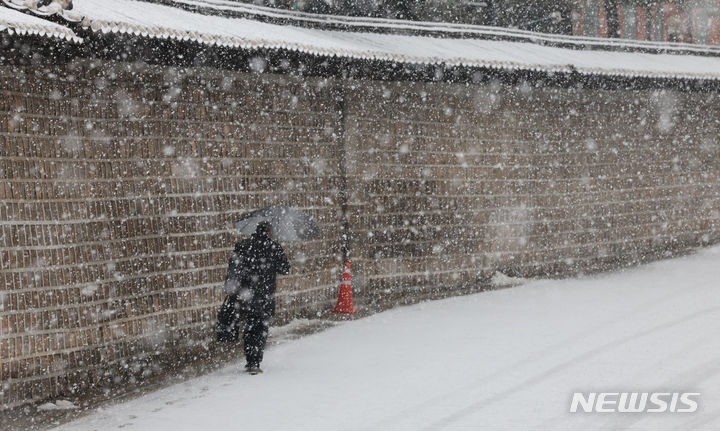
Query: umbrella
xmin=235 ymin=206 xmax=319 ymax=242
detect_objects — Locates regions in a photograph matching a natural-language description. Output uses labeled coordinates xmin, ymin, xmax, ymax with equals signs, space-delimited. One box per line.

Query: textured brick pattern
xmin=344 ymin=81 xmax=720 ymax=303
xmin=1 ymin=60 xmax=720 ymax=408
xmin=0 ymin=62 xmax=344 ymax=407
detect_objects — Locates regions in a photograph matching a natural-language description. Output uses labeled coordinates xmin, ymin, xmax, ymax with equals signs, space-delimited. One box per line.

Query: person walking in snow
xmin=229 ymin=221 xmax=290 ymax=374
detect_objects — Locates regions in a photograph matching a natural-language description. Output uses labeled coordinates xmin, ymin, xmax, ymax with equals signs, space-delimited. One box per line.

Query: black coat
xmin=231 ymin=233 xmax=290 ymax=317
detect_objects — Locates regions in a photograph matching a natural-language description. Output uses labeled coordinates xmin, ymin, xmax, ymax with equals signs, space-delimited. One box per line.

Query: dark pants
xmin=243 ymin=313 xmax=270 ymax=367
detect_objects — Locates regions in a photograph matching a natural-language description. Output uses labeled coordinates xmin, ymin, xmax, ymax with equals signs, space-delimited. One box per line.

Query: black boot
xmin=245 ymin=363 xmax=263 ymax=375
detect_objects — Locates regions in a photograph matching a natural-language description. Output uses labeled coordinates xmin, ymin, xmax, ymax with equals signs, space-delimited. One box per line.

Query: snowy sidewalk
xmin=52 ymin=247 xmax=720 ymax=431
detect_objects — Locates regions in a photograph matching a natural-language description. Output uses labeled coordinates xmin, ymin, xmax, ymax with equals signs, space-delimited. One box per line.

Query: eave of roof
xmin=3 ymin=0 xmax=720 ymax=82
xmin=170 ymin=0 xmax=720 ymax=57
xmin=71 ymin=0 xmax=720 ymax=81
xmin=0 ymin=3 xmax=81 ymax=42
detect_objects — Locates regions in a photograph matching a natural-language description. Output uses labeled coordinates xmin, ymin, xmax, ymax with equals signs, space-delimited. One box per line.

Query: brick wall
xmin=0 ymin=60 xmax=344 ymax=407
xmin=344 ymin=80 xmax=720 ymax=303
xmin=2 ymin=58 xmax=720 ymax=408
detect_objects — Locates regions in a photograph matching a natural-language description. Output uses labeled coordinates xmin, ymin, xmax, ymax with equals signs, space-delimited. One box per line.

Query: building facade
xmin=573 ymin=0 xmax=720 ymax=44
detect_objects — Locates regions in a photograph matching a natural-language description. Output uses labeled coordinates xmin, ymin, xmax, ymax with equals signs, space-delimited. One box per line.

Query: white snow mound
xmin=51 ymin=246 xmax=720 ymax=431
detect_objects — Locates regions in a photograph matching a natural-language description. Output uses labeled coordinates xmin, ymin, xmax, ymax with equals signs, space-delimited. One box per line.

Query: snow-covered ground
xmin=52 ymin=247 xmax=720 ymax=431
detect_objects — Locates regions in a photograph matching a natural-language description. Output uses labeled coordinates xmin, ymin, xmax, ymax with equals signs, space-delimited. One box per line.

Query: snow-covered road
xmin=53 ymin=247 xmax=720 ymax=431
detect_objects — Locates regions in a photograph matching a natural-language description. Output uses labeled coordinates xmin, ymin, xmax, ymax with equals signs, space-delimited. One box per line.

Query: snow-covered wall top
xmin=0 ymin=4 xmax=80 ymax=42
xmin=4 ymin=0 xmax=720 ymax=80
xmin=168 ymin=0 xmax=720 ymax=55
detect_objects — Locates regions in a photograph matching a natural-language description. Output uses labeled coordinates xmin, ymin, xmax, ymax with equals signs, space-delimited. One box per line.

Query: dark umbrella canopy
xmin=235 ymin=206 xmax=319 ymax=242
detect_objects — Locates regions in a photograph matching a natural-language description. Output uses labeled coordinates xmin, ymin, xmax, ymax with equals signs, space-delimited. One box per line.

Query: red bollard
xmin=331 ymin=262 xmax=360 ymax=314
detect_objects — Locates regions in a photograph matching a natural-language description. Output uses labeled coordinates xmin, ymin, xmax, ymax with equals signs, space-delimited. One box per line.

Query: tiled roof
xmin=2 ymin=0 xmax=81 ymax=21
xmin=171 ymin=0 xmax=720 ymax=56
xmin=3 ymin=0 xmax=720 ymax=81
xmin=0 ymin=1 xmax=80 ymax=42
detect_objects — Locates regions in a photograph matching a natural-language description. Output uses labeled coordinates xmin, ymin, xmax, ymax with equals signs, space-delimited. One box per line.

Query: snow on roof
xmin=4 ymin=0 xmax=720 ymax=81
xmin=2 ymin=0 xmax=81 ymax=21
xmin=71 ymin=0 xmax=576 ymax=73
xmin=66 ymin=0 xmax=720 ymax=81
xmin=0 ymin=4 xmax=81 ymax=42
xmin=174 ymin=0 xmax=720 ymax=56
